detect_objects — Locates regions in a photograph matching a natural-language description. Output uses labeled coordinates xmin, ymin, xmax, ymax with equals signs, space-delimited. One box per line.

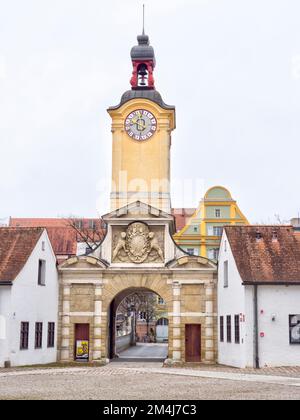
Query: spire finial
xmin=142 ymin=4 xmax=145 ymax=35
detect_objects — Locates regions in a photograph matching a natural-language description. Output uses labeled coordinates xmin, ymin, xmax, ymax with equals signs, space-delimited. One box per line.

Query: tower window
xmin=215 ymin=209 xmax=221 ymax=218
xmin=137 ymin=63 xmax=149 ymax=87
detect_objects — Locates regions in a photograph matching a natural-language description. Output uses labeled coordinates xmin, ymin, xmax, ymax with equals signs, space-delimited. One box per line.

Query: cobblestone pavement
xmin=0 ymin=362 xmax=300 ymax=400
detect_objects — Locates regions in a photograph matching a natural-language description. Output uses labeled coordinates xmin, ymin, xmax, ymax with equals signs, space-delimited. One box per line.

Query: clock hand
xmin=130 ymin=119 xmax=147 ymax=130
xmin=132 ymin=111 xmax=143 ymax=124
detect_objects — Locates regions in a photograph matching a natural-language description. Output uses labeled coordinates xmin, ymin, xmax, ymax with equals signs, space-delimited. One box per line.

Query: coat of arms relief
xmin=112 ymin=222 xmax=164 ymax=264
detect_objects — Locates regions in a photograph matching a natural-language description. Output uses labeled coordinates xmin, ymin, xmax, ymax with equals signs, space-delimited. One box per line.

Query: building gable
xmin=0 ymin=228 xmax=44 ymax=283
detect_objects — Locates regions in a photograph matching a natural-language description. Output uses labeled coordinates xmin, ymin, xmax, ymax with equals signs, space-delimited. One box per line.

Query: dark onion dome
xmin=108 ymin=89 xmax=175 ymax=111
xmin=131 ymin=34 xmax=156 ymax=66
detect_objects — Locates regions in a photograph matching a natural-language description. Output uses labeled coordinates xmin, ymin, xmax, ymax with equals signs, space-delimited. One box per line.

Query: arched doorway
xmin=108 ymin=287 xmax=169 ymax=361
xmin=156 ymin=318 xmax=169 ymax=343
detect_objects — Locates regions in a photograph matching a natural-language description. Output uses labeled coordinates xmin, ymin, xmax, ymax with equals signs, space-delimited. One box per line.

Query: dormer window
xmin=256 ymin=229 xmax=262 ymax=241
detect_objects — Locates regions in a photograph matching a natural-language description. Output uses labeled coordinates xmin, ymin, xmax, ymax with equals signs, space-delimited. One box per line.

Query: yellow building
xmin=174 ymin=186 xmax=249 ymax=260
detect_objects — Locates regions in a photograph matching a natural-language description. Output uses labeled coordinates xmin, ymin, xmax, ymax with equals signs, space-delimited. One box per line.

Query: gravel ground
xmin=0 ymin=362 xmax=300 ymax=400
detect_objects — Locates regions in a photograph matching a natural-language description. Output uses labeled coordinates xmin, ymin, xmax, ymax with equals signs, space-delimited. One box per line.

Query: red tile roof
xmin=9 ymin=218 xmax=105 ymax=259
xmin=0 ymin=227 xmax=44 ymax=282
xmin=46 ymin=227 xmax=78 ymax=256
xmin=225 ymin=226 xmax=300 ymax=284
xmin=172 ymin=208 xmax=196 ymax=232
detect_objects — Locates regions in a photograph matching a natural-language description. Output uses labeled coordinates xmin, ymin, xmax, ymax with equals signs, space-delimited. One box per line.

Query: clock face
xmin=125 ymin=110 xmax=157 ymax=141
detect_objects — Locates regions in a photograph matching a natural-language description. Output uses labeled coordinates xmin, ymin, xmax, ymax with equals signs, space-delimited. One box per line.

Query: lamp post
xmin=127 ymin=300 xmax=136 ymax=346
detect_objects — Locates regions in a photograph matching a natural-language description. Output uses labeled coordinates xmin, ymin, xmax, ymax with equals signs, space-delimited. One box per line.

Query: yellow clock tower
xmin=108 ymin=31 xmax=176 ymax=213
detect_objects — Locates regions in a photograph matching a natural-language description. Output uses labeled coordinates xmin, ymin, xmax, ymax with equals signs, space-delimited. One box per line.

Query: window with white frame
xmin=215 ymin=209 xmax=221 ymax=218
xmin=213 ymin=226 xmax=223 ymax=236
xmin=208 ymin=249 xmax=219 ymax=260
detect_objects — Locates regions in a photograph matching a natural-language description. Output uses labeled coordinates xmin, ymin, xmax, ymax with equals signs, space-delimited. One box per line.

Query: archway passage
xmin=108 ymin=288 xmax=169 ymax=362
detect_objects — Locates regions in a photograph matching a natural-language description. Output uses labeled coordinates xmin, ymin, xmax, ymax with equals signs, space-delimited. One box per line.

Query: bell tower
xmin=108 ymin=28 xmax=176 ymax=214
xmin=130 ymin=33 xmax=156 ymax=90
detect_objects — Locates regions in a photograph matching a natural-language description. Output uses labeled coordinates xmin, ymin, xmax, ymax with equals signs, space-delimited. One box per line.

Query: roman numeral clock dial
xmin=125 ymin=110 xmax=157 ymax=141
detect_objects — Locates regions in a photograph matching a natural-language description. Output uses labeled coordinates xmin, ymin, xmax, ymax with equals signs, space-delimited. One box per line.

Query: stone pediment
xmin=102 ymin=201 xmax=173 ymax=221
xmin=167 ymin=256 xmax=217 ymax=270
xmin=59 ymin=256 xmax=108 ymax=270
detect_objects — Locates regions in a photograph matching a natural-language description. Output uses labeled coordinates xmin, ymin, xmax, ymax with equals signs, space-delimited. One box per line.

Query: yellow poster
xmin=76 ymin=340 xmax=89 ymax=360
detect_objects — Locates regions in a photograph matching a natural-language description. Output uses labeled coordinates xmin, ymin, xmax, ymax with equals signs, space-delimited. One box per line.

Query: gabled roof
xmin=225 ymin=226 xmax=300 ymax=284
xmin=0 ymin=227 xmax=44 ymax=282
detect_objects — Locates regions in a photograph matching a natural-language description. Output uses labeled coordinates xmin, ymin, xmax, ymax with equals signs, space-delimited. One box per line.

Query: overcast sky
xmin=0 ymin=0 xmax=299 ymax=223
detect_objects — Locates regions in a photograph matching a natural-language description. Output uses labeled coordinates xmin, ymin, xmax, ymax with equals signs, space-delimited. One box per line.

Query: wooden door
xmin=74 ymin=324 xmax=90 ymax=361
xmin=185 ymin=324 xmax=201 ymax=362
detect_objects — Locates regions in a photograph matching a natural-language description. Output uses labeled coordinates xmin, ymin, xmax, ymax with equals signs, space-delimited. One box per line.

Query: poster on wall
xmin=289 ymin=315 xmax=300 ymax=344
xmin=76 ymin=340 xmax=89 ymax=360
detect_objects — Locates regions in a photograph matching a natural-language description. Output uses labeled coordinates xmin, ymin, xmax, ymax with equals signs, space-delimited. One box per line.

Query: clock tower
xmin=108 ymin=31 xmax=176 ymax=213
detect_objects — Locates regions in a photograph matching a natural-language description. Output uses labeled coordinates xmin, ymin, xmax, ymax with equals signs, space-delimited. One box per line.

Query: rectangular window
xmin=48 ymin=323 xmax=55 ymax=348
xmin=38 ymin=260 xmax=46 ymax=286
xmin=226 ymin=315 xmax=232 ymax=343
xmin=187 ymin=248 xmax=195 ymax=256
xmin=213 ymin=226 xmax=223 ymax=236
xmin=75 ymin=220 xmax=83 ymax=229
xmin=224 ymin=260 xmax=229 ymax=288
xmin=35 ymin=322 xmax=43 ymax=349
xmin=289 ymin=315 xmax=300 ymax=344
xmin=89 ymin=220 xmax=96 ymax=230
xmin=208 ymin=249 xmax=219 ymax=260
xmin=20 ymin=322 xmax=29 ymax=350
xmin=234 ymin=315 xmax=240 ymax=344
xmin=215 ymin=209 xmax=221 ymax=218
xmin=220 ymin=316 xmax=224 ymax=342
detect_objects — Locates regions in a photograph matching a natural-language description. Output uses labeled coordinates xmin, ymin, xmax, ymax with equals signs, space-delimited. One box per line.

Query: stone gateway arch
xmin=58 ymin=202 xmax=217 ymax=364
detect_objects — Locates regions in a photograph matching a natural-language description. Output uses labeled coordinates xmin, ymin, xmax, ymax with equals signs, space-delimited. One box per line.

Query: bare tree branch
xmin=64 ymin=217 xmax=106 ymax=253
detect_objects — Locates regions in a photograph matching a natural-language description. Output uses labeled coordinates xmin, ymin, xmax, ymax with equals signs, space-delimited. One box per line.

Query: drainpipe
xmin=254 ymin=285 xmax=260 ymax=369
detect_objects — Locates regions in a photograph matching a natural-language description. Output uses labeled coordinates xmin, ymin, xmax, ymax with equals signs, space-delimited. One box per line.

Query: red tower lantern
xmin=130 ymin=33 xmax=156 ymax=90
